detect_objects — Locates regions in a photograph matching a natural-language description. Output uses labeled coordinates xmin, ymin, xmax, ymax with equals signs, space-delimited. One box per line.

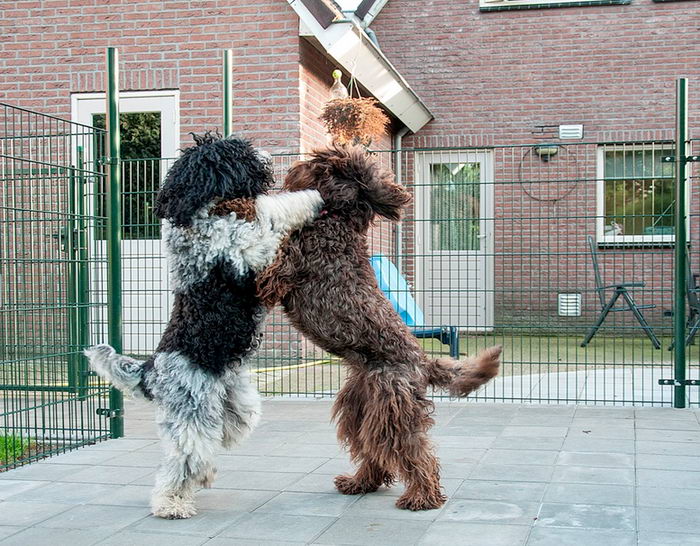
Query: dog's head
xmin=154 ymin=133 xmax=274 ymax=227
xmin=284 ymin=144 xmax=411 ymax=225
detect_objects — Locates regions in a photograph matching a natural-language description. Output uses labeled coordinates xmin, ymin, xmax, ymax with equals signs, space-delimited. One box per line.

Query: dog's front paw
xmin=334 ymin=474 xmax=379 ymax=495
xmin=151 ymin=494 xmax=197 ymax=519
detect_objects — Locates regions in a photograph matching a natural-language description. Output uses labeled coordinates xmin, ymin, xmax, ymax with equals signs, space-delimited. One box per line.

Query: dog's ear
xmin=361 ymin=169 xmax=412 ymax=222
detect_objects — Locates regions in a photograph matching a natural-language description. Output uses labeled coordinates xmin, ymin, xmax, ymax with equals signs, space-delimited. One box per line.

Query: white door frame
xmin=71 ymin=90 xmax=180 ymax=354
xmin=414 ymin=150 xmax=494 ymax=331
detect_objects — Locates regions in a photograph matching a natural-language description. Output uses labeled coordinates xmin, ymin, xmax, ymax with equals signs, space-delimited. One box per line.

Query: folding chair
xmin=369 ymin=255 xmax=460 ymax=358
xmin=581 ymin=235 xmax=661 ymax=349
xmin=669 ymin=256 xmax=700 ymax=350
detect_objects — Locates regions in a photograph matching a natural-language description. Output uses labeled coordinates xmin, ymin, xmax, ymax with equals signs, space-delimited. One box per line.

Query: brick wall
xmin=1 ymin=0 xmax=302 ymax=152
xmin=371 ymin=0 xmax=700 ymax=334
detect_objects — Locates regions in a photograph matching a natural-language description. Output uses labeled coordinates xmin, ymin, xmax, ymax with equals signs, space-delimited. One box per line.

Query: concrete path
xmin=1 ymin=398 xmax=700 ymax=545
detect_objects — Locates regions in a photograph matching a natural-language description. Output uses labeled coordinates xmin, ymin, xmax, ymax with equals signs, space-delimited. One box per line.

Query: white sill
xmin=480 ymin=0 xmax=630 ymax=10
xmin=597 ymin=236 xmax=676 ymax=249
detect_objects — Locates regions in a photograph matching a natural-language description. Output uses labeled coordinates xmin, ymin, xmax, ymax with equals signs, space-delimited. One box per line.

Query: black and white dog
xmin=85 ymin=134 xmax=322 ymax=519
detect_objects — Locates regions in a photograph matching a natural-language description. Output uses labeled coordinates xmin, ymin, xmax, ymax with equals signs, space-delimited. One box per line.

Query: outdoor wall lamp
xmin=533 ymin=143 xmax=559 ymax=162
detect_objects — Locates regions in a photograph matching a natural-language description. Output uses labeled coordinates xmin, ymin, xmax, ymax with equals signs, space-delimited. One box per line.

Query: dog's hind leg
xmin=349 ymin=369 xmax=446 ymax=511
xmin=222 ymin=366 xmax=262 ymax=450
xmin=148 ymin=354 xmax=226 ymax=519
xmin=332 ymin=370 xmax=395 ymax=495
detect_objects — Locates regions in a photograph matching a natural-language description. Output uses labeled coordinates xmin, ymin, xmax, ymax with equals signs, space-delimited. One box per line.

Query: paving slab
xmin=2 ymin=399 xmax=700 ymax=545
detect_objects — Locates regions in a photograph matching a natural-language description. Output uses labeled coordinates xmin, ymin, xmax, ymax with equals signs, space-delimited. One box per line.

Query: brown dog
xmin=257 ymin=145 xmax=501 ymax=511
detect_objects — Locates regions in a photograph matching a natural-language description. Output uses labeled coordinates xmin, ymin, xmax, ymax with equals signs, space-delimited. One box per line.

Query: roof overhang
xmin=287 ymin=0 xmax=433 ymax=133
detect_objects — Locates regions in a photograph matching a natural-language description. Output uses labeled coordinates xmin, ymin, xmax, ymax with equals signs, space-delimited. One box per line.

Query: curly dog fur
xmin=85 ymin=134 xmax=323 ymax=519
xmin=258 ymin=144 xmax=501 ymax=511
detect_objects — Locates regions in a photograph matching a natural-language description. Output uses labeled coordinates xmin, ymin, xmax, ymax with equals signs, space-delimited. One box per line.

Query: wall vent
xmin=558 ymin=124 xmax=584 ymax=140
xmin=558 ymin=293 xmax=582 ymax=317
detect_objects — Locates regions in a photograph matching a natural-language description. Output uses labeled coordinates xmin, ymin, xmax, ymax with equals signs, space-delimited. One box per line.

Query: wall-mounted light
xmin=534 ymin=143 xmax=559 ymax=162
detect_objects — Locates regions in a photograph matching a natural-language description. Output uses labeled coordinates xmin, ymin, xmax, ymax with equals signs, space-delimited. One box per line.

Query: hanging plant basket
xmin=320 ymin=97 xmax=389 ymax=147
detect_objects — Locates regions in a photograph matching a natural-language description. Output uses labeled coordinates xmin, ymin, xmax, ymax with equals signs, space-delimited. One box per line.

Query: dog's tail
xmin=84 ymin=344 xmax=147 ymax=397
xmin=425 ymin=345 xmax=502 ymax=397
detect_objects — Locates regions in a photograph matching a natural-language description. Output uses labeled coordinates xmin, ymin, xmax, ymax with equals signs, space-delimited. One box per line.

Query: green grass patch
xmin=0 ymin=435 xmax=35 ymax=466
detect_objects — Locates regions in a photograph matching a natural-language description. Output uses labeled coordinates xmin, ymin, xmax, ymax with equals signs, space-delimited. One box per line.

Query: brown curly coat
xmin=257 ymin=145 xmax=501 ymax=511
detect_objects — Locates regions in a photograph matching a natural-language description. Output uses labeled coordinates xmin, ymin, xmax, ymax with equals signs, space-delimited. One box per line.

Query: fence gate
xmin=0 ymin=103 xmax=112 ymax=470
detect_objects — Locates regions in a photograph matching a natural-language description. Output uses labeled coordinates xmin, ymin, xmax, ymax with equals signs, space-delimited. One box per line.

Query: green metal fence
xmin=0 ymin=102 xmax=111 ymax=470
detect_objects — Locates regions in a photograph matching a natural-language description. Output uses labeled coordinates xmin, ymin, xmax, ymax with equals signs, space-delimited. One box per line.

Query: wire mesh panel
xmin=0 ymin=103 xmax=110 ymax=470
xmin=119 ymin=138 xmax=695 ymax=406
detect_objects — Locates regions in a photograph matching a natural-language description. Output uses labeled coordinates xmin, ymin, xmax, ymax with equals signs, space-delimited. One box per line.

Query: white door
xmin=72 ymin=91 xmax=179 ymax=356
xmin=415 ymin=150 xmax=494 ymax=331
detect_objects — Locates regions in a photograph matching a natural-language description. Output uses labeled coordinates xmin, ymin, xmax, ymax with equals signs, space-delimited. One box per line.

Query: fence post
xmin=223 ymin=49 xmax=233 ymax=137
xmin=673 ymin=77 xmax=688 ymax=409
xmin=106 ymin=47 xmax=124 ymax=436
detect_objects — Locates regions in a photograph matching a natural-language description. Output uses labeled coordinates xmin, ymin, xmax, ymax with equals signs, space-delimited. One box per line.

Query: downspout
xmin=393 ymin=126 xmax=410 ymax=271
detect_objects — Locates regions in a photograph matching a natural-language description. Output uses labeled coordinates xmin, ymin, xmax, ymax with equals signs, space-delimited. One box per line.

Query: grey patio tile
xmin=436 ymin=447 xmax=486 ymax=464
xmin=313 ymin=515 xmax=431 ymax=545
xmin=217 ymin=512 xmax=334 ymax=543
xmin=254 ymin=491 xmax=358 ymax=517
xmin=101 ymin=450 xmax=160 ymax=467
xmin=0 ymin=480 xmax=46 ymax=500
xmin=130 ymin=509 xmax=243 ymax=537
xmin=636 ymin=418 xmax=700 ymax=430
xmin=535 ymin=503 xmax=635 ymax=530
xmin=130 ymin=470 xmax=156 ymax=486
xmin=61 ymin=464 xmax=153 ymax=485
xmin=560 ymin=437 xmax=635 ymax=454
xmin=342 ymin=492 xmax=445 ymax=521
xmin=638 ymin=531 xmax=700 ymax=546
xmin=470 ymin=463 xmax=555 ymax=483
xmin=312 ymin=457 xmax=356 ymax=475
xmin=36 ymin=504 xmax=148 ymax=531
xmin=637 ymin=453 xmax=700 ymax=471
xmin=292 ymin=431 xmax=340 ymax=445
xmin=213 ymin=470 xmax=306 ymax=491
xmin=490 ymin=436 xmax=565 ymax=451
xmin=1 ymin=527 xmax=114 ymax=546
xmin=637 ymin=468 xmax=700 ymax=488
xmin=638 ymin=506 xmax=700 ymax=533
xmin=635 ymin=408 xmax=696 ymax=420
xmin=5 ymin=481 xmax=117 ymax=504
xmin=453 ymin=480 xmax=546 ymax=502
xmin=637 ymin=486 xmax=700 ymax=508
xmin=526 ymin=527 xmax=635 ymax=546
xmin=446 ymin=416 xmax=516 ymax=427
xmin=484 ymin=449 xmax=559 ymax=466
xmin=550 ymin=466 xmax=634 ymax=486
xmin=500 ymin=426 xmax=569 ymax=438
xmin=636 ymin=429 xmax=700 ymax=443
xmin=417 ymin=521 xmax=530 ymax=546
xmin=439 ymin=461 xmax=477 ymax=479
xmin=636 ymin=440 xmax=700 ymax=456
xmin=284 ymin=472 xmax=343 ymax=494
xmin=543 ymin=483 xmax=634 ymax=506
xmin=0 ymin=501 xmax=72 ymax=526
xmin=87 ymin=438 xmax=158 ymax=451
xmin=439 ymin=425 xmax=507 ymax=437
xmin=517 ymin=406 xmax=576 ymax=417
xmin=38 ymin=448 xmax=122 ymax=466
xmin=87 ymin=484 xmax=151 ymax=507
xmin=0 ymin=463 xmax=84 ymax=482
xmin=438 ymin=498 xmax=540 ymax=526
xmin=0 ymin=527 xmax=24 ymax=540
xmin=201 ymin=539 xmax=303 ymax=546
xmin=216 ymin=455 xmax=328 ymax=474
xmin=566 ymin=427 xmax=635 ymax=440
xmin=194 ymin=488 xmax=277 ymax=512
xmin=555 ymin=451 xmax=634 ymax=468
xmin=269 ymin=442 xmax=342 ymax=458
xmin=574 ymin=407 xmax=635 ymax=419
xmin=507 ymin=416 xmax=573 ymax=427
xmin=431 ymin=434 xmax=496 ymax=449
xmin=98 ymin=531 xmax=210 ymax=545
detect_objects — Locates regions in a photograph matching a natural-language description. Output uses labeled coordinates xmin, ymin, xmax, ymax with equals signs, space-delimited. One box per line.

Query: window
xmin=597 ymin=143 xmax=676 ymax=245
xmin=429 ymin=162 xmax=481 ymax=251
xmin=480 ymin=0 xmax=629 ymax=11
xmin=93 ymin=112 xmax=162 ymax=240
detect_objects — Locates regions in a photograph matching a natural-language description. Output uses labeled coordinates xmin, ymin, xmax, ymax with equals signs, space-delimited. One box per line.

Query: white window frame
xmin=596 ymin=143 xmax=685 ymax=246
xmin=480 ymin=0 xmax=628 ymax=10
